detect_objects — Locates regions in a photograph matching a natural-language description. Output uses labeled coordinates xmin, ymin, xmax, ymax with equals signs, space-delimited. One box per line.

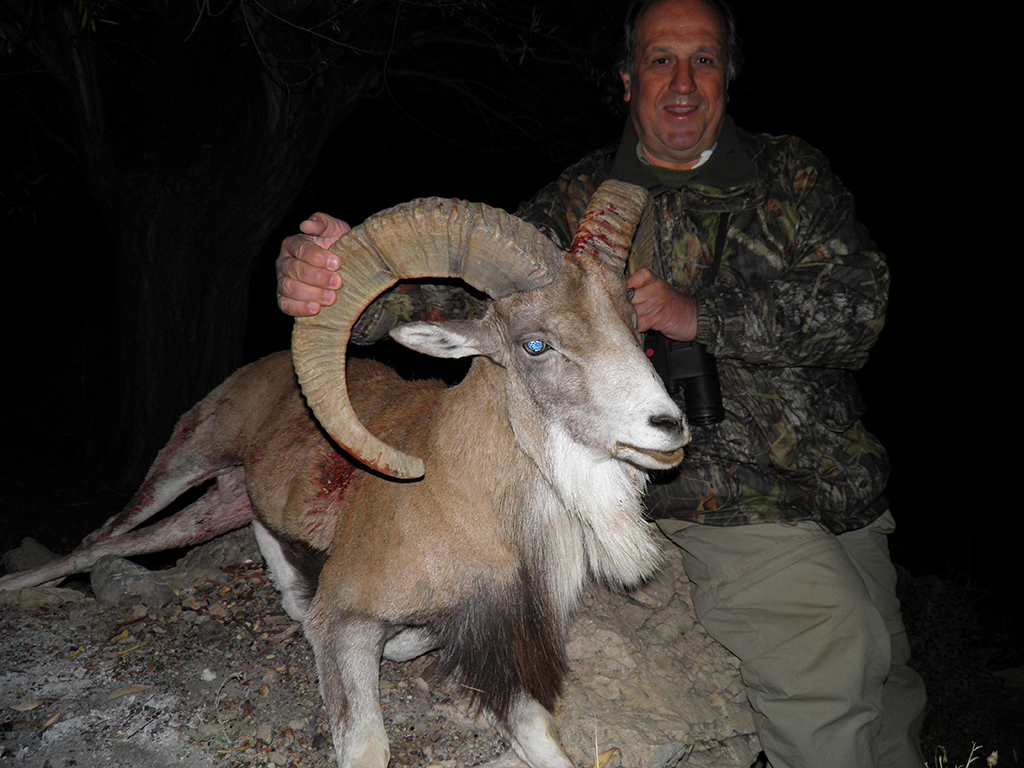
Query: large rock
xmin=0 ymin=537 xmax=59 ymax=574
xmin=555 ymin=544 xmax=757 ymax=768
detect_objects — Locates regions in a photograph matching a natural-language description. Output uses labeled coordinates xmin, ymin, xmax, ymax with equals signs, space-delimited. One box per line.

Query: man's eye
xmin=523 ymin=340 xmax=549 ymax=356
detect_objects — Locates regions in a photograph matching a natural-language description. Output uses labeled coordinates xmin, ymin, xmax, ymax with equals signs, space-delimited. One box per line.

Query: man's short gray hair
xmin=618 ymin=0 xmax=743 ymax=83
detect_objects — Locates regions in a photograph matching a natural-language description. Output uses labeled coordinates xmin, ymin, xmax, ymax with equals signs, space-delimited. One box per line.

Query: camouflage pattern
xmin=518 ymin=117 xmax=891 ymax=533
xmin=352 ymin=280 xmax=487 ymax=345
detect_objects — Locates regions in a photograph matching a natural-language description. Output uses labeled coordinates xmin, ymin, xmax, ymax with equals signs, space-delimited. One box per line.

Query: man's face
xmin=621 ymin=0 xmax=728 ymax=170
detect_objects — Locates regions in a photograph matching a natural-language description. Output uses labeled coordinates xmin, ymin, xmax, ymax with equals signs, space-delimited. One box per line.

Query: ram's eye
xmin=523 ymin=340 xmax=548 ymax=356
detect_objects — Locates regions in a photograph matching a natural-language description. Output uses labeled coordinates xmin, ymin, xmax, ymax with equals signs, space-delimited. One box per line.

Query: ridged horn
xmin=292 ymin=197 xmax=563 ymax=480
xmin=569 ymin=179 xmax=649 ymax=272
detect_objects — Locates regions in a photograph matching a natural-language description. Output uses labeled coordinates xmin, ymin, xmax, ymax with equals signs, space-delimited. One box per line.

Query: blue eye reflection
xmin=524 ymin=340 xmax=547 ymax=356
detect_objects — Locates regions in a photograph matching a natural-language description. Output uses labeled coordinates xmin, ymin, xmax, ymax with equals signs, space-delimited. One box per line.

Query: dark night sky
xmin=2 ymin=2 xmax=1014 ymax=641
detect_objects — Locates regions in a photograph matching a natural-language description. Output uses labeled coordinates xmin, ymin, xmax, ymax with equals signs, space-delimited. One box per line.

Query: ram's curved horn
xmin=292 ymin=181 xmax=649 ymax=481
xmin=292 ymin=198 xmax=563 ymax=479
xmin=569 ymin=179 xmax=649 ymax=273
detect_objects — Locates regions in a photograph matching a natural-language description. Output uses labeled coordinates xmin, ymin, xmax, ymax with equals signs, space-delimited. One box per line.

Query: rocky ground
xmin=0 ymin=529 xmax=757 ymax=768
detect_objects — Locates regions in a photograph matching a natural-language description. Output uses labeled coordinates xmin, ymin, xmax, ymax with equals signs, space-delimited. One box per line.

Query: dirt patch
xmin=0 ymin=523 xmax=762 ymax=768
xmin=0 ymin=561 xmax=510 ymax=768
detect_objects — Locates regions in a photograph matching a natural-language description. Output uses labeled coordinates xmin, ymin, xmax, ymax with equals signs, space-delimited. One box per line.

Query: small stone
xmin=181 ymin=593 xmax=204 ymax=611
xmin=195 ymin=722 xmax=222 ymax=740
xmin=90 ymin=555 xmax=176 ymax=608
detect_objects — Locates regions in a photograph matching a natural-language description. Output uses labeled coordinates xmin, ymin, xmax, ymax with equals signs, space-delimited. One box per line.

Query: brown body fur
xmin=246 ymin=353 xmax=527 ymax=617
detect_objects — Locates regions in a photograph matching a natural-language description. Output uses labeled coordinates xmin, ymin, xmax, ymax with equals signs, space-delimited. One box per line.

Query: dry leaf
xmin=214 ymin=742 xmax=251 ymax=755
xmin=107 ymin=684 xmax=155 ymax=700
xmin=9 ymin=699 xmax=43 ymax=712
xmin=108 ymin=628 xmax=130 ymax=644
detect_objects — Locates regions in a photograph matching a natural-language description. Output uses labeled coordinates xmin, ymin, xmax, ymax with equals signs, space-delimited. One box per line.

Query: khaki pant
xmin=656 ymin=512 xmax=927 ymax=768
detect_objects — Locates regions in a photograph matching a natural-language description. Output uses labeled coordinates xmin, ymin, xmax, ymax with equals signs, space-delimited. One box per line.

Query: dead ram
xmin=0 ymin=180 xmax=688 ymax=767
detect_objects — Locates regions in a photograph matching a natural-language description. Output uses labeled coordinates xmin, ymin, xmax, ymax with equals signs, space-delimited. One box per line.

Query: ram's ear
xmin=390 ymin=318 xmax=500 ymax=361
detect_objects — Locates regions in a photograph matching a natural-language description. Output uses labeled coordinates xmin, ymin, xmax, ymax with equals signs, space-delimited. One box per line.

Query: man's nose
xmin=669 ymin=63 xmax=696 ymax=94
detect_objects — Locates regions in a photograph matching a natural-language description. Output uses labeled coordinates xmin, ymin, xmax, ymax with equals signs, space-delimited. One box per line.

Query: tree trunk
xmin=51 ymin=3 xmax=382 ymax=484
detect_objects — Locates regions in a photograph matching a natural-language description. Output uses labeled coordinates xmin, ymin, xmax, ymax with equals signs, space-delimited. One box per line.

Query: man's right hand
xmin=276 ymin=213 xmax=350 ymax=317
xmin=626 ymin=268 xmax=697 ymax=342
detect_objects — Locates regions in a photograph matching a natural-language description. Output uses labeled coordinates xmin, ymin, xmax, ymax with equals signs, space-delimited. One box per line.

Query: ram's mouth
xmin=613 ymin=442 xmax=685 ymax=468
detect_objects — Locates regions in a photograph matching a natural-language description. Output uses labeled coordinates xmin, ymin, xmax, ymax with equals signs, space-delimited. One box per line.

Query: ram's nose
xmin=650 ymin=413 xmax=690 ymax=447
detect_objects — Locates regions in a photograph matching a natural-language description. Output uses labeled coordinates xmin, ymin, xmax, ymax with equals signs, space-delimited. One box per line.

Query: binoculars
xmin=644 ymin=332 xmax=725 ymax=426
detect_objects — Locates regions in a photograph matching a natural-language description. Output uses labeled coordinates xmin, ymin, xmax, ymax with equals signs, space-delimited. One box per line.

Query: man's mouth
xmin=663 ymin=102 xmax=698 ymax=116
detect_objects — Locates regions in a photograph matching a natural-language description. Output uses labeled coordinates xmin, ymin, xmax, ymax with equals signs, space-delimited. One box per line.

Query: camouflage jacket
xmin=519 ymin=116 xmax=891 ymax=533
xmin=354 ymin=116 xmax=891 ymax=533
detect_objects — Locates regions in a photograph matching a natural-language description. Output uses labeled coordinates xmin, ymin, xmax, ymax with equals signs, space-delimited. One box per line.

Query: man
xmin=275 ymin=1 xmax=927 ymax=766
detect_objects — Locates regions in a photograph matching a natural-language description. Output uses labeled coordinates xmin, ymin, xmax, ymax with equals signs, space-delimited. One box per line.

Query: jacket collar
xmin=609 ymin=114 xmax=763 ymax=208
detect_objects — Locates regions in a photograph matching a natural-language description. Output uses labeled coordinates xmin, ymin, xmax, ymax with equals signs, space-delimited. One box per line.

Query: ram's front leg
xmin=305 ymin=601 xmax=390 ymax=768
xmin=489 ymin=695 xmax=574 ymax=768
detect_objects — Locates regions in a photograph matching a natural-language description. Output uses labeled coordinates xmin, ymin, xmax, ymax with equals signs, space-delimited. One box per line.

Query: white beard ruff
xmin=542 ymin=427 xmax=662 ymax=591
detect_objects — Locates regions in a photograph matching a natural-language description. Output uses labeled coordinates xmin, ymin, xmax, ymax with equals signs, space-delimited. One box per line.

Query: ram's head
xmin=293 ymin=180 xmax=687 ymax=480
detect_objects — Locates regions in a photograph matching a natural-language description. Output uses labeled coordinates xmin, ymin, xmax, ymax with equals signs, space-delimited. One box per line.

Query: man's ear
xmin=390 ymin=319 xmax=498 ymax=361
xmin=621 ymin=70 xmax=632 ymax=103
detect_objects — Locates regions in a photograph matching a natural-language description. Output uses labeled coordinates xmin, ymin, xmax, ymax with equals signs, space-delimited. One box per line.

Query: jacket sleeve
xmin=700 ymin=140 xmax=889 ymax=371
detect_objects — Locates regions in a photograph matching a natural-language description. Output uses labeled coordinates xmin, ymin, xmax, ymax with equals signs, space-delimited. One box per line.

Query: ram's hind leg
xmin=305 ymin=598 xmax=390 ymax=768
xmin=0 ymin=469 xmax=252 ymax=591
